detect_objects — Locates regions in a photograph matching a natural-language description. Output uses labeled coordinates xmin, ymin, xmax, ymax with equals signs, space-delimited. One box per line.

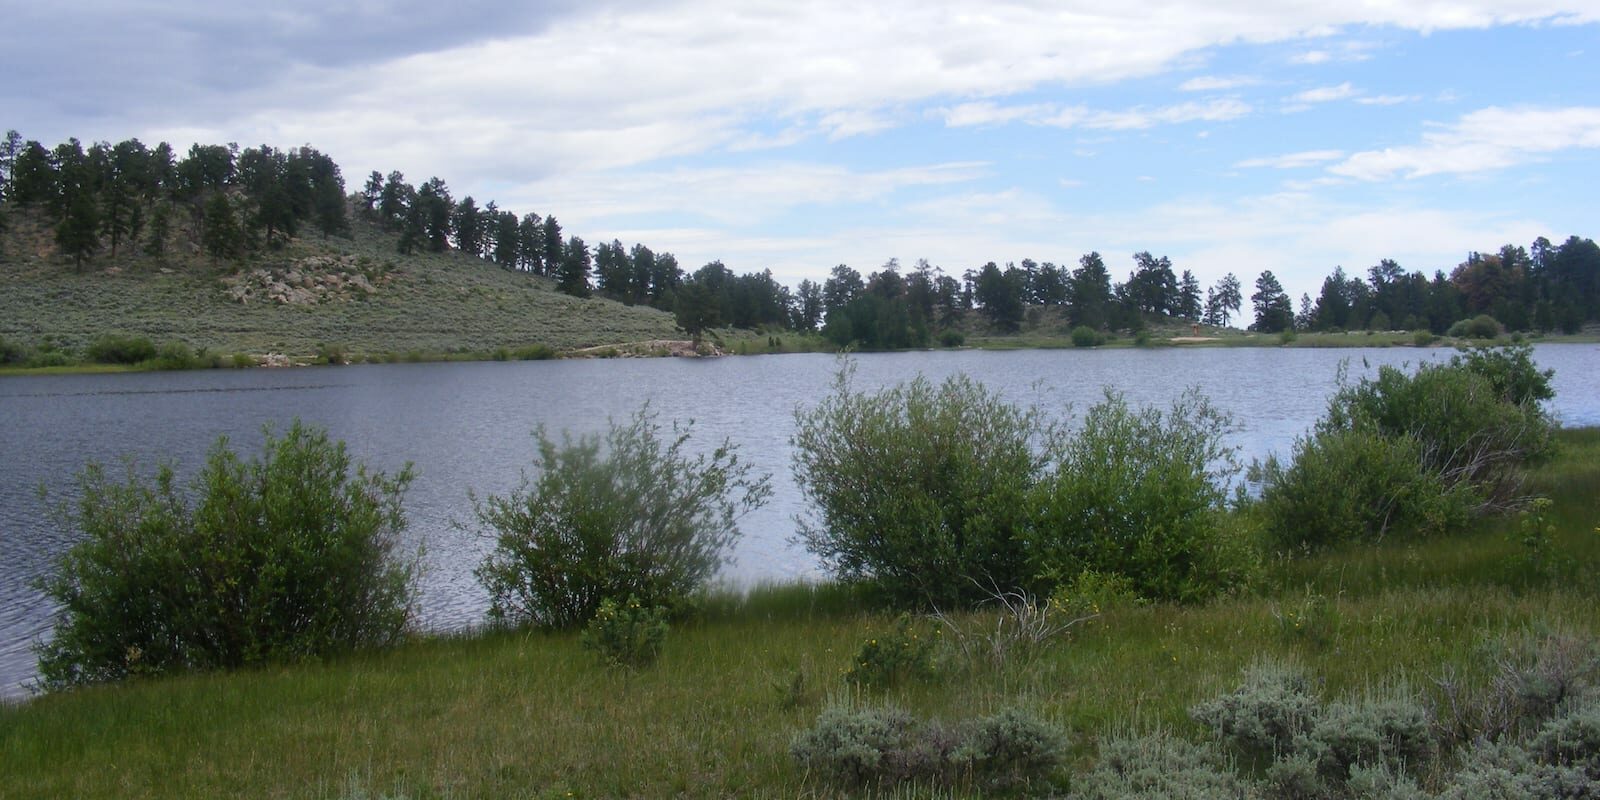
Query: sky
xmin=6 ymin=1 xmax=1600 ymax=300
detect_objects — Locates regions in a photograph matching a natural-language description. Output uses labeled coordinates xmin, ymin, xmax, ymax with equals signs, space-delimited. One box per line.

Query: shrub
xmin=474 ymin=408 xmax=770 ymax=628
xmin=790 ymin=705 xmax=1065 ymax=791
xmin=36 ymin=422 xmax=417 ymax=689
xmin=1462 ymin=314 xmax=1504 ymax=339
xmin=1031 ymin=390 xmax=1253 ymax=602
xmin=955 ymin=707 xmax=1068 ymax=791
xmin=153 ymin=341 xmax=200 ymax=370
xmin=845 ymin=614 xmax=941 ymax=688
xmin=0 ymin=334 xmax=26 ymax=364
xmin=1191 ymin=659 xmax=1319 ymax=758
xmin=86 ymin=333 xmax=157 ymax=364
xmin=792 ymin=367 xmax=1046 ymax=608
xmin=1069 ymin=731 xmax=1260 ymax=800
xmin=580 ymin=596 xmax=668 ymax=669
xmin=939 ymin=329 xmax=966 ymax=347
xmin=1257 ymin=347 xmax=1556 ymax=551
xmin=790 ymin=706 xmax=953 ymax=789
xmin=1305 ymin=690 xmax=1434 ymax=778
xmin=1253 ymin=428 xmax=1475 ymax=549
xmin=1413 ymin=330 xmax=1437 ymax=347
xmin=1071 ymin=325 xmax=1101 ymax=347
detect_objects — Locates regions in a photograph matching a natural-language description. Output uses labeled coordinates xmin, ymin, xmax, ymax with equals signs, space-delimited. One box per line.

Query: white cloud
xmin=1356 ymin=94 xmax=1420 ymax=106
xmin=1330 ymin=106 xmax=1600 ymax=180
xmin=107 ymin=0 xmax=1600 ymax=191
xmin=508 ymin=160 xmax=991 ymax=229
xmin=1291 ymin=82 xmax=1359 ymax=103
xmin=1179 ymin=75 xmax=1261 ymax=91
xmin=1235 ymin=149 xmax=1346 ymax=169
xmin=1291 ymin=50 xmax=1333 ymax=64
xmin=945 ymin=98 xmax=1253 ymax=131
xmin=940 ymin=101 xmax=1053 ymax=127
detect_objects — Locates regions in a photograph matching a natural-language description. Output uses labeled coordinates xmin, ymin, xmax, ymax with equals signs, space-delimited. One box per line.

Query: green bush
xmin=512 ymin=343 xmax=556 ymax=360
xmin=939 ymin=329 xmax=966 ymax=347
xmin=1030 ymin=390 xmax=1254 ymax=602
xmin=1257 ymin=347 xmax=1555 ymax=551
xmin=792 ymin=367 xmax=1046 ymax=608
xmin=844 ymin=614 xmax=940 ymax=688
xmin=1071 ymin=325 xmax=1101 ymax=347
xmin=474 ymin=408 xmax=770 ymax=628
xmin=580 ymin=596 xmax=669 ymax=669
xmin=36 ymin=422 xmax=417 ymax=689
xmin=86 ymin=334 xmax=157 ymax=364
xmin=1253 ymin=428 xmax=1474 ymax=549
xmin=152 ymin=341 xmax=201 ymax=370
xmin=0 ymin=334 xmax=26 ymax=364
xmin=1321 ymin=347 xmax=1554 ymax=510
xmin=1447 ymin=314 xmax=1505 ymax=339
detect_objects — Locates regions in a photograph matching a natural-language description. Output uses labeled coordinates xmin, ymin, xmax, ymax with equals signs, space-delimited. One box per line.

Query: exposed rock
xmin=224 ymin=255 xmax=388 ymax=306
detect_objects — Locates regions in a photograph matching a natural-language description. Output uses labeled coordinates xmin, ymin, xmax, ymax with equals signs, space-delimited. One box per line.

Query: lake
xmin=3 ymin=344 xmax=1597 ymax=698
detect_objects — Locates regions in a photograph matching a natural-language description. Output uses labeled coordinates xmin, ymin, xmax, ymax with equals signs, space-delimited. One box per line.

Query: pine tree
xmin=56 ymin=192 xmax=101 ymax=269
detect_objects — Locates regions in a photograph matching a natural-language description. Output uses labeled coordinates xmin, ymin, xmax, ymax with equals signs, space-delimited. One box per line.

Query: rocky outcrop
xmin=225 ymin=255 xmax=386 ymax=305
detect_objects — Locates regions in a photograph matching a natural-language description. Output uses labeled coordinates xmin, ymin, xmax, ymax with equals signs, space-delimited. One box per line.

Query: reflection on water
xmin=3 ymin=344 xmax=1596 ymax=697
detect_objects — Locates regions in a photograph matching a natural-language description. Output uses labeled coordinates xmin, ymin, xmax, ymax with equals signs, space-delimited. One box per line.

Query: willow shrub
xmin=1258 ymin=345 xmax=1555 ymax=550
xmin=474 ymin=408 xmax=771 ymax=628
xmin=791 ymin=368 xmax=1046 ymax=609
xmin=37 ymin=422 xmax=417 ymax=690
xmin=793 ymin=368 xmax=1251 ymax=608
xmin=1030 ymin=390 xmax=1255 ymax=602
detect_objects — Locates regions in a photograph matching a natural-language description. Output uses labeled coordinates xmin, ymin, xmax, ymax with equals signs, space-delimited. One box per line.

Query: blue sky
xmin=6 ymin=1 xmax=1599 ymax=299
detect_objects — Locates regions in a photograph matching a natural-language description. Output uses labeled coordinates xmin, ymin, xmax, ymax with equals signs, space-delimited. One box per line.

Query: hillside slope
xmin=0 ymin=206 xmax=681 ymax=361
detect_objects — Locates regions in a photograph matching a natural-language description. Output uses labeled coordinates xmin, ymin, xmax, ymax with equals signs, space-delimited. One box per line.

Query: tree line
xmin=4 ymin=130 xmax=1596 ymax=342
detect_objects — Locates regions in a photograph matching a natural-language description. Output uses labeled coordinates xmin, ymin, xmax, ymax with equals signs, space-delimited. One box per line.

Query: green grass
xmin=0 ymin=206 xmax=681 ymax=363
xmin=2 ymin=426 xmax=1597 ymax=798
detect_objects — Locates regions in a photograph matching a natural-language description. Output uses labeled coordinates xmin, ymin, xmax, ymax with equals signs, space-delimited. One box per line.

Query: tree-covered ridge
xmin=3 ymin=129 xmax=1597 ymax=350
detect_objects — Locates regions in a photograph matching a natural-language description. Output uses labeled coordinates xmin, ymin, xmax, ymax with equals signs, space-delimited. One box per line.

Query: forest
xmin=3 ymin=130 xmax=1598 ymax=349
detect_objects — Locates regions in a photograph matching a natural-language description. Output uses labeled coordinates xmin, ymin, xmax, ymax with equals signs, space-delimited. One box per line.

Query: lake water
xmin=3 ymin=344 xmax=1597 ymax=698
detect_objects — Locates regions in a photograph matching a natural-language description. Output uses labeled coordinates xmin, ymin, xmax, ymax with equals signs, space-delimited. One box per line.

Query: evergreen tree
xmin=202 ymin=193 xmax=243 ymax=259
xmin=378 ymin=171 xmax=409 ymax=228
xmin=56 ymin=191 xmax=100 ymax=269
xmin=1251 ymin=270 xmax=1293 ymax=333
xmin=517 ymin=213 xmax=543 ymax=273
xmin=10 ymin=140 xmax=57 ymax=204
xmin=556 ymin=235 xmax=591 ymax=297
xmin=361 ymin=171 xmax=383 ymax=212
xmin=974 ymin=261 xmax=1025 ymax=331
xmin=674 ymin=279 xmax=721 ymax=344
xmin=1071 ymin=252 xmax=1113 ymax=329
xmin=492 ymin=211 xmax=520 ymax=269
xmin=540 ymin=216 xmax=563 ymax=276
xmin=145 ymin=203 xmax=171 ymax=259
xmin=1178 ymin=270 xmax=1203 ymax=320
xmin=1207 ymin=273 xmax=1243 ymax=328
xmin=822 ymin=264 xmax=864 ymax=317
xmin=453 ymin=196 xmax=482 ymax=256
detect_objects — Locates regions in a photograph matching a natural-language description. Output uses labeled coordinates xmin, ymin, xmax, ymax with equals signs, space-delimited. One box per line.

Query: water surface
xmin=3 ymin=344 xmax=1597 ymax=697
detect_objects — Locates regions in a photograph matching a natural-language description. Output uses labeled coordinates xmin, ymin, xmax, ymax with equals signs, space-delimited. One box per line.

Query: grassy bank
xmin=3 ymin=429 xmax=1595 ymax=798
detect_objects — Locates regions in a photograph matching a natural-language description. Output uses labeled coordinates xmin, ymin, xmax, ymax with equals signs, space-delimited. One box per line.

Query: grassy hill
xmin=0 ymin=205 xmax=681 ymax=364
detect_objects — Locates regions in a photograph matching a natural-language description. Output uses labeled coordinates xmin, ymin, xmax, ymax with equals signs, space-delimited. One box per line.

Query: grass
xmin=1 ymin=431 xmax=1597 ymax=796
xmin=0 ymin=205 xmax=681 ymax=364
